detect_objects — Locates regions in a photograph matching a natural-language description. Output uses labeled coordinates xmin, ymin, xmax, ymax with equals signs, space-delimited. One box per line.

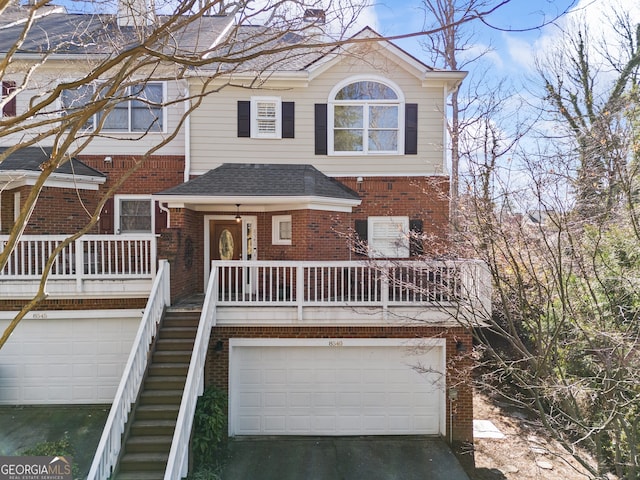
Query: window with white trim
xmin=330 ymin=79 xmax=402 ymax=155
xmin=61 ymin=82 xmax=165 ymax=132
xmin=251 ymin=96 xmax=281 ymax=138
xmin=368 ymin=216 xmax=409 ymax=258
xmin=61 ymin=84 xmax=95 ymax=129
xmin=272 ymin=215 xmax=292 ymax=245
xmin=115 ymin=196 xmax=153 ymax=234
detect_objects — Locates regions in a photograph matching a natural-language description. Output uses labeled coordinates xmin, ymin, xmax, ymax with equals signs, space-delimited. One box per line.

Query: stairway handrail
xmin=164 ymin=265 xmax=218 ymax=479
xmin=87 ymin=260 xmax=171 ymax=480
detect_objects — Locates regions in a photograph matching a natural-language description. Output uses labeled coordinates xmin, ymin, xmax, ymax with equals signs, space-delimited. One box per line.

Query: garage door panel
xmin=230 ymin=341 xmax=444 ymax=436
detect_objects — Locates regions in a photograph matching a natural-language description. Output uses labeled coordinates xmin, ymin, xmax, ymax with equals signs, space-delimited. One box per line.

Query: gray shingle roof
xmin=158 ymin=163 xmax=359 ymax=200
xmin=0 ymin=147 xmax=106 ymax=178
xmin=0 ymin=11 xmax=235 ymax=56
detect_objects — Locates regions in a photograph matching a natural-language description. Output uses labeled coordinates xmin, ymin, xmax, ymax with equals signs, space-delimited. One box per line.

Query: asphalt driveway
xmin=219 ymin=436 xmax=471 ymax=480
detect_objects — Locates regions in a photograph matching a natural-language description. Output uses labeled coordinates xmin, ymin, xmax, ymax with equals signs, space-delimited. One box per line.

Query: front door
xmin=211 ymin=221 xmax=242 ymax=261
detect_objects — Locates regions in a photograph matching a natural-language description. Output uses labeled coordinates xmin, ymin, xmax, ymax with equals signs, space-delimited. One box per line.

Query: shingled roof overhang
xmin=154 ymin=163 xmax=361 ymax=213
xmin=0 ymin=147 xmax=106 ymax=190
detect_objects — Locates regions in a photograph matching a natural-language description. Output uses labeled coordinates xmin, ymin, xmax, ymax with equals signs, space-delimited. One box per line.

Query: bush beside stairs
xmin=113 ymin=310 xmax=200 ymax=480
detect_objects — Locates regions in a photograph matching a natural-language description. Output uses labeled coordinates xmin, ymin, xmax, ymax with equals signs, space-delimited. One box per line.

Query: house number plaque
xmin=328 ymin=340 xmax=343 ymax=347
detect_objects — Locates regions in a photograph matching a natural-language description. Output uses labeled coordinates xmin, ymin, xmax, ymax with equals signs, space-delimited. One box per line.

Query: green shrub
xmin=191 ymin=386 xmax=227 ymax=469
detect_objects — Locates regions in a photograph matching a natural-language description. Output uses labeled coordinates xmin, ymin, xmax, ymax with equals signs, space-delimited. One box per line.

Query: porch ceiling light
xmin=235 ymin=204 xmax=241 ymax=223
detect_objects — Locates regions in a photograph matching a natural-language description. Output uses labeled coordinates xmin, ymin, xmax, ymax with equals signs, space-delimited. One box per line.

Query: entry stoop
xmin=113 ymin=311 xmax=200 ymax=480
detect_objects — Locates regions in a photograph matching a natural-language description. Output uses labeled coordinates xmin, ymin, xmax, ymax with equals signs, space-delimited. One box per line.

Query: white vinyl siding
xmin=189 ymin=56 xmax=447 ymax=176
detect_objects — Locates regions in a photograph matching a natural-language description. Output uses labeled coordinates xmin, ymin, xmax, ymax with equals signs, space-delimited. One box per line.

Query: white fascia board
xmin=154 ymin=195 xmax=361 ymax=212
xmin=190 ymin=70 xmax=309 ymax=87
xmin=0 ymin=171 xmax=105 ymax=190
xmin=423 ymin=71 xmax=468 ymax=91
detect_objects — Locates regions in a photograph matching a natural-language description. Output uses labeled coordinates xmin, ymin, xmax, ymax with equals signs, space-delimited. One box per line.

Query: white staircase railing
xmin=87 ymin=260 xmax=171 ymax=480
xmin=164 ymin=265 xmax=218 ymax=479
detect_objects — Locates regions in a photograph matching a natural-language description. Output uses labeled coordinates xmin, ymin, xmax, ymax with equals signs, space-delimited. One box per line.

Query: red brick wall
xmin=0 ymin=298 xmax=147 ymax=311
xmin=339 ymin=176 xmax=451 ymax=256
xmin=205 ymin=325 xmax=473 ymax=446
xmin=79 ymin=155 xmax=184 ymax=194
xmin=159 ymin=208 xmax=205 ymax=300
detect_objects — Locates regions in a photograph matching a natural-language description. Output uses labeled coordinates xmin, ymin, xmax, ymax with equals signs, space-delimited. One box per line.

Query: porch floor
xmin=169 ymin=294 xmax=204 ymax=312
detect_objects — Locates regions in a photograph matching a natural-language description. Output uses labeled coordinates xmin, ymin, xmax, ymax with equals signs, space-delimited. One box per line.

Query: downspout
xmin=158 ymin=202 xmax=170 ymax=228
xmin=183 ymin=79 xmax=191 ymax=183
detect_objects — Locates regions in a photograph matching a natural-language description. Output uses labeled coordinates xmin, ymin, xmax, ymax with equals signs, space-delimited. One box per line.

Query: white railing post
xmin=296 ymin=264 xmax=304 ymax=321
xmin=381 ymin=265 xmax=389 ymax=321
xmin=75 ymin=237 xmax=84 ymax=292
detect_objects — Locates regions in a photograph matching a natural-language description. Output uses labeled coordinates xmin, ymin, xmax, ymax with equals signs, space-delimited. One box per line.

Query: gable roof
xmin=154 ymin=163 xmax=360 ymax=211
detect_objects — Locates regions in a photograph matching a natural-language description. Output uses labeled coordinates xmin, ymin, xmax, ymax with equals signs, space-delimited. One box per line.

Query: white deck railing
xmin=214 ymin=260 xmax=491 ymax=314
xmin=87 ymin=260 xmax=171 ymax=480
xmin=0 ymin=234 xmax=156 ymax=280
xmin=164 ymin=265 xmax=218 ymax=480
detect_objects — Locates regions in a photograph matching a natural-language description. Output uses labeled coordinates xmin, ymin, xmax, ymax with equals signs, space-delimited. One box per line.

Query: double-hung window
xmin=61 ymin=84 xmax=95 ymax=129
xmin=116 ymin=196 xmax=153 ymax=234
xmin=330 ymin=79 xmax=402 ymax=154
xmin=62 ymin=82 xmax=165 ymax=132
xmin=99 ymin=82 xmax=164 ymax=132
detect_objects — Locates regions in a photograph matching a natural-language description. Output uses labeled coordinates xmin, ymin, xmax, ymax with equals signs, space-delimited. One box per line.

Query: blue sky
xmin=364 ymin=0 xmax=639 ymax=76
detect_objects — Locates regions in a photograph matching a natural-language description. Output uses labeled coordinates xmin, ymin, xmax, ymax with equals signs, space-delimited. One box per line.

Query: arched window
xmin=329 ymin=78 xmax=403 ymax=155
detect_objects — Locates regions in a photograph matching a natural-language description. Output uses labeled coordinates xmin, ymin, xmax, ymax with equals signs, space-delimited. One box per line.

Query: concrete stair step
xmin=125 ymin=435 xmax=173 ymax=453
xmin=136 ymin=404 xmax=180 ymax=421
xmin=152 ymin=351 xmax=191 ymax=364
xmin=130 ymin=419 xmax=176 ymax=436
xmin=155 ymin=338 xmax=195 ymax=351
xmin=149 ymin=363 xmax=189 ymax=376
xmin=158 ymin=327 xmax=197 ymax=339
xmin=118 ymin=452 xmax=168 ymax=472
xmin=140 ymin=390 xmax=183 ymax=405
xmin=162 ymin=317 xmax=200 ymax=328
xmin=144 ymin=375 xmax=186 ymax=390
xmin=114 ymin=471 xmax=165 ymax=480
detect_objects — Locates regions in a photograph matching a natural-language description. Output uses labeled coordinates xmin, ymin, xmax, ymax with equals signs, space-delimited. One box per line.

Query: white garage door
xmin=229 ymin=338 xmax=445 ymax=436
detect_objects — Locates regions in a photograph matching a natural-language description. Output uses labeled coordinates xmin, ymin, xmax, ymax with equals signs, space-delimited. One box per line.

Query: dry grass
xmin=471 ymin=391 xmax=600 ymax=480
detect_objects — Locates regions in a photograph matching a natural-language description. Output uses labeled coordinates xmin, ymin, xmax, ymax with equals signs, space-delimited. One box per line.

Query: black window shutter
xmin=409 ymin=219 xmax=424 ymax=257
xmin=237 ymin=100 xmax=250 ymax=137
xmin=155 ymin=201 xmax=167 ymax=234
xmin=314 ymin=103 xmax=327 ymax=155
xmin=354 ymin=219 xmax=368 ymax=256
xmin=100 ymin=197 xmax=114 ymax=234
xmin=282 ymin=102 xmax=295 ymax=138
xmin=2 ymin=81 xmax=16 ymax=117
xmin=405 ymin=103 xmax=418 ymax=155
